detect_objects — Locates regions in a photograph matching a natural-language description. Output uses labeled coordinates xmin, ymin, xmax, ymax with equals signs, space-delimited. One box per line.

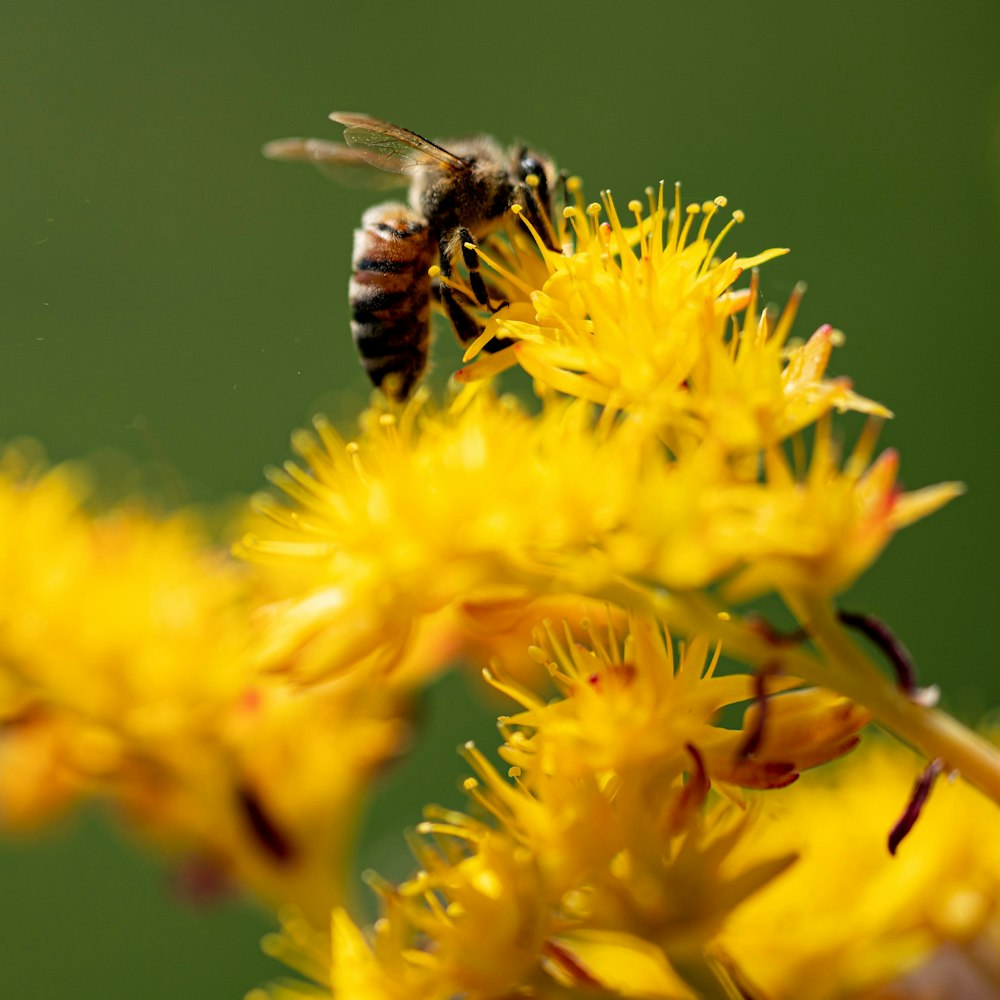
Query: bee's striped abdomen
xmin=349 ymin=203 xmax=433 ymax=400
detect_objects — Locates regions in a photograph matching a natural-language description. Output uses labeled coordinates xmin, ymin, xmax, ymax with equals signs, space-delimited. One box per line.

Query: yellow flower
xmin=718 ymin=417 xmax=962 ymax=601
xmin=247 ymin=908 xmax=333 ymax=1000
xmin=0 ymin=445 xmax=249 ymax=817
xmin=0 ymin=708 xmax=84 ymax=828
xmin=457 ymin=182 xmax=887 ymax=454
xmin=238 ymin=390 xmax=664 ymax=680
xmin=492 ymin=612 xmax=868 ymax=792
xmin=715 ymin=738 xmax=1000 ymax=999
xmin=4 ymin=125 xmax=996 ymax=1000
xmin=255 ymin=723 xmax=795 ymax=1000
xmin=235 ymin=174 xmax=995 ymax=813
xmin=254 ymin=613 xmax=866 ymax=1000
xmin=0 ymin=446 xmax=411 ymax=924
xmin=227 ymin=166 xmax=998 ymax=816
xmin=325 ymin=613 xmax=873 ymax=997
xmin=238 ymin=390 xmax=954 ymax=687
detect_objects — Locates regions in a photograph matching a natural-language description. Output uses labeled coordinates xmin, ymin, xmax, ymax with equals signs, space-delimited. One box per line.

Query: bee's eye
xmin=519 ymin=155 xmax=543 ymax=180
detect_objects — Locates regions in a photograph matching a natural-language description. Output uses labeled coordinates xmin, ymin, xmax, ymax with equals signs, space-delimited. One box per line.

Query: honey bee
xmin=264 ymin=113 xmax=557 ymax=399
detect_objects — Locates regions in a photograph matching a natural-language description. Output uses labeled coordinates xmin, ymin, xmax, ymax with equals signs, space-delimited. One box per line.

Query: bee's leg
xmin=435 ymin=236 xmax=506 ymax=354
xmin=437 ymin=282 xmax=483 ymax=346
xmin=441 ymin=227 xmax=509 ymax=314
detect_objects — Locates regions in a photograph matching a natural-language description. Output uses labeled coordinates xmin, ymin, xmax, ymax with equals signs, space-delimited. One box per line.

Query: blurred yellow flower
xmin=716 ymin=738 xmax=1000 ymax=999
xmin=0 ymin=445 xmax=411 ymax=924
xmin=0 ymin=446 xmax=249 ymax=726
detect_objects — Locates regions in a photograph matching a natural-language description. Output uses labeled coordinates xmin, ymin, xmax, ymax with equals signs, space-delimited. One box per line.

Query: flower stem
xmin=787 ymin=592 xmax=1000 ymax=805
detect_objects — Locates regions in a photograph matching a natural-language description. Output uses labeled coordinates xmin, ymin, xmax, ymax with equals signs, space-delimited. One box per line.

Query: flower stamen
xmin=737 ymin=664 xmax=779 ymax=759
xmin=887 ymin=757 xmax=945 ymax=855
xmin=837 ymin=610 xmax=918 ymax=697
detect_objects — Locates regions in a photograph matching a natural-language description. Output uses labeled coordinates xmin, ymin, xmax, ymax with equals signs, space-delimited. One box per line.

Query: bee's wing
xmin=262 ymin=137 xmax=409 ymax=190
xmin=329 ymin=112 xmax=466 ymax=175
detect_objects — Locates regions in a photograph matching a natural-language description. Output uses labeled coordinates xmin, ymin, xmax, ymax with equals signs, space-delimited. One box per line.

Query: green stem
xmin=787 ymin=592 xmax=1000 ymax=805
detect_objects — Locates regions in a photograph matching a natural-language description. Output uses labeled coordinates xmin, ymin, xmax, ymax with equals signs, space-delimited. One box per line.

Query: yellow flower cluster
xmin=235 ymin=179 xmax=1000 ymax=998
xmin=456 ymin=184 xmax=886 ymax=451
xmin=250 ymin=614 xmax=865 ymax=1000
xmin=3 ymin=170 xmax=999 ymax=1000
xmin=0 ymin=446 xmax=410 ymax=924
xmin=240 ymin=389 xmax=953 ymax=676
xmin=239 ymin=185 xmax=991 ymax=797
xmin=251 ymin=619 xmax=1000 ymax=999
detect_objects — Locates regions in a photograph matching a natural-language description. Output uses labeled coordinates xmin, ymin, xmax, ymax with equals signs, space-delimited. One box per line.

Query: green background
xmin=2 ymin=1 xmax=999 ymax=996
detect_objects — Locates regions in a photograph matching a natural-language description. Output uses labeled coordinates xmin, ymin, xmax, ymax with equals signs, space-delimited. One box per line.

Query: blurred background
xmin=2 ymin=1 xmax=999 ymax=996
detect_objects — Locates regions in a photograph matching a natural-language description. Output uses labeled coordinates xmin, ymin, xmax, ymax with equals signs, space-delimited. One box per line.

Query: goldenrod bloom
xmin=235 ymin=266 xmax=1000 ymax=805
xmin=233 ymin=371 xmax=996 ymax=802
xmin=719 ymin=416 xmax=961 ymax=601
xmin=0 ymin=446 xmax=248 ymax=823
xmin=236 ymin=158 xmax=1000 ymax=1000
xmin=251 ymin=626 xmax=999 ymax=1000
xmin=238 ymin=391 xmax=679 ymax=681
xmin=0 ymin=448 xmax=248 ymax=722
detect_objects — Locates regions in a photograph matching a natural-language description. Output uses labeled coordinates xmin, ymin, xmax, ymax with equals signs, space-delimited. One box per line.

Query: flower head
xmin=458 ymin=182 xmax=887 ymax=454
xmin=231 ymin=158 xmax=982 ymax=807
xmin=238 ymin=389 xmax=957 ymax=686
xmin=491 ymin=611 xmax=868 ymax=792
xmin=253 ymin=616 xmax=867 ymax=1000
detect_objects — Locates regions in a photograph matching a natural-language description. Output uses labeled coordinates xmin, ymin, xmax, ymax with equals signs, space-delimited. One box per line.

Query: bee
xmin=264 ymin=113 xmax=557 ymax=399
